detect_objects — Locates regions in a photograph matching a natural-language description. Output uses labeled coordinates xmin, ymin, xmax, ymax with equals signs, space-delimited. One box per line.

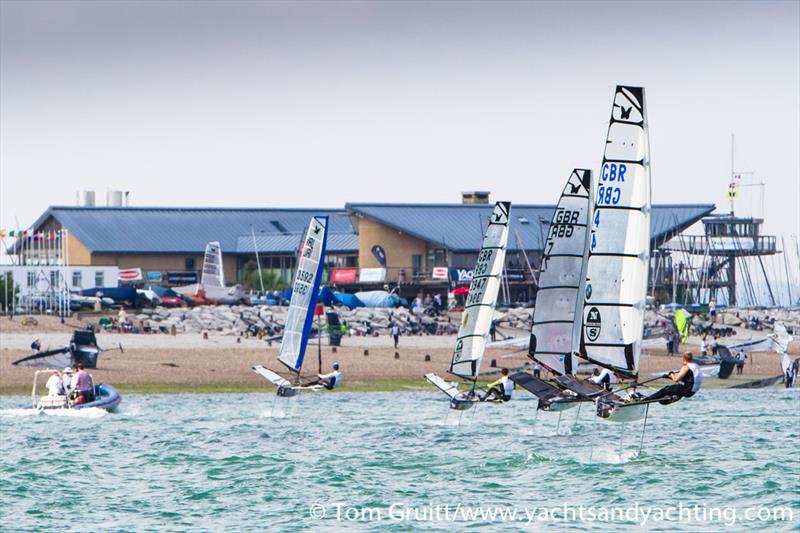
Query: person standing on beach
xmin=391 ymin=323 xmax=400 ymax=349
xmin=736 ymin=352 xmax=746 ymax=375
xmin=709 ymin=299 xmax=717 ymax=323
xmin=489 ymin=321 xmax=497 ymax=342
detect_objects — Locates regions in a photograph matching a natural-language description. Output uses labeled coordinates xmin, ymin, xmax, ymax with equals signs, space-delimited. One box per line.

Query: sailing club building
xmin=6 ymin=194 xmax=715 ymax=303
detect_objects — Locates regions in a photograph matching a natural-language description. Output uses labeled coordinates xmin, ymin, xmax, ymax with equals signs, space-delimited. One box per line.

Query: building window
xmin=95 ymin=271 xmax=104 ymax=287
xmin=27 ymin=271 xmax=35 ymax=287
xmin=50 ymin=270 xmax=59 ymax=287
xmin=72 ymin=271 xmax=82 ymax=288
xmin=412 ymin=255 xmax=422 ymax=275
xmin=185 ymin=258 xmax=196 ymax=271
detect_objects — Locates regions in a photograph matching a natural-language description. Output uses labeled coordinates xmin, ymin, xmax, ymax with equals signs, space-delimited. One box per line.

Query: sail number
xmin=302 ymin=237 xmax=315 ymax=258
xmin=465 ymin=277 xmax=488 ymax=305
xmin=473 ymin=249 xmax=495 ymax=276
xmin=293 ymin=269 xmax=314 ymax=295
xmin=597 ymin=163 xmax=626 ymax=206
xmin=597 ymin=186 xmax=622 ymax=205
xmin=296 ymin=270 xmax=314 ymax=284
xmin=549 ymin=209 xmax=579 ymax=239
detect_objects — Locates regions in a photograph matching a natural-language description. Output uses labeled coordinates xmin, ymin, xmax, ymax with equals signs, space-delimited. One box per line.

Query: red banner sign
xmin=119 ymin=268 xmax=143 ymax=281
xmin=331 ymin=268 xmax=358 ymax=284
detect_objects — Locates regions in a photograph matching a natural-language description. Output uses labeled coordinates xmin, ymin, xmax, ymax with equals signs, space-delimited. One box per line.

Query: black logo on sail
xmin=585 ymin=306 xmax=602 ymax=342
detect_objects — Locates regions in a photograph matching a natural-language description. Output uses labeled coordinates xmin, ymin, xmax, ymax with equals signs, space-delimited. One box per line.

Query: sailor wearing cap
xmin=62 ymin=367 xmax=74 ymax=395
xmin=317 ymin=362 xmax=342 ymax=390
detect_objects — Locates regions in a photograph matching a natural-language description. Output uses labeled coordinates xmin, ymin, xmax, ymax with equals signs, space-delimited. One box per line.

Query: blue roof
xmin=236 ymin=232 xmax=359 ymax=254
xmin=38 ymin=207 xmax=356 ymax=254
xmin=35 ymin=203 xmax=715 ymax=255
xmin=347 ymin=203 xmax=716 ymax=252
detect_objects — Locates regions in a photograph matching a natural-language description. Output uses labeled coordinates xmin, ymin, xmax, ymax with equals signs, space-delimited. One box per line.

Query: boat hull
xmin=596 ymin=399 xmax=647 ymax=422
xmin=38 ymin=384 xmax=122 ymax=412
xmin=450 ymin=391 xmax=478 ymax=410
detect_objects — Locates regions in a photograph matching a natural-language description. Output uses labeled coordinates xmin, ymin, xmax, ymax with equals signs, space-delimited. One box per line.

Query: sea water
xmin=1 ymin=389 xmax=797 ymax=531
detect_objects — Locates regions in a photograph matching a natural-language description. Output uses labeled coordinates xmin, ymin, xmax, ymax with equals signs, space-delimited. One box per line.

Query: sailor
xmin=70 ymin=363 xmax=95 ymax=404
xmin=590 ymin=367 xmax=617 ymax=390
xmin=31 ymin=337 xmax=41 ymax=352
xmin=62 ymin=367 xmax=74 ymax=394
xmin=317 ymin=363 xmax=342 ymax=390
xmin=480 ymin=368 xmax=514 ymax=402
xmin=45 ymin=370 xmax=64 ymax=397
xmin=700 ymin=335 xmax=708 ymax=356
xmin=646 ymin=353 xmax=703 ymax=404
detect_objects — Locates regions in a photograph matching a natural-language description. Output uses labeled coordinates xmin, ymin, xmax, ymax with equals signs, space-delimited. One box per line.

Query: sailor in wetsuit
xmin=646 ymin=353 xmax=703 ymax=404
xmin=590 ymin=368 xmax=617 ymax=391
xmin=480 ymin=368 xmax=514 ymax=402
xmin=316 ymin=363 xmax=342 ymax=390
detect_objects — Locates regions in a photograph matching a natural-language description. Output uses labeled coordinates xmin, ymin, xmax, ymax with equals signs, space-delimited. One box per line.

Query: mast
xmin=449 ymin=202 xmax=511 ymax=380
xmin=529 ymin=169 xmax=592 ymax=376
xmin=580 ymin=86 xmax=651 ymax=379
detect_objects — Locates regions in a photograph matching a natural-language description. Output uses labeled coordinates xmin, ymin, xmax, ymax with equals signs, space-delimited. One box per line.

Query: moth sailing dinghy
xmin=425 ymin=202 xmax=511 ymax=410
xmin=580 ymin=85 xmax=656 ymax=423
xmin=253 ymin=216 xmax=329 ymax=397
xmin=512 ymin=168 xmax=595 ymax=412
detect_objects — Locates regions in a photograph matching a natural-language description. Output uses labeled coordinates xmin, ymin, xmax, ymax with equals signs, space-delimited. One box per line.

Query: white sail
xmin=450 ymin=202 xmax=511 ymax=379
xmin=278 ymin=216 xmax=328 ymax=372
xmin=581 ymin=85 xmax=651 ymax=378
xmin=530 ymin=169 xmax=593 ymax=375
xmin=201 ymin=241 xmax=225 ymax=288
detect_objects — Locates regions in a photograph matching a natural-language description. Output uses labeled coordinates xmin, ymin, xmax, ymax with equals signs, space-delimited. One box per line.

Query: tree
xmin=0 ymin=272 xmax=19 ymax=314
xmin=244 ymin=269 xmax=288 ymax=292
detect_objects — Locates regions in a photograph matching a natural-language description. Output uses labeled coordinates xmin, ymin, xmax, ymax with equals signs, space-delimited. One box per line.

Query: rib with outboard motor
xmin=425 ymin=201 xmax=511 ymax=410
xmin=253 ymin=216 xmax=329 ymax=396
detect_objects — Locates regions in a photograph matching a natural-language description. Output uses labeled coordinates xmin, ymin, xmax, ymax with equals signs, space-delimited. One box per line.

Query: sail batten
xmin=530 ymin=169 xmax=593 ymax=376
xmin=581 ymin=85 xmax=651 ymax=378
xmin=449 ymin=202 xmax=511 ymax=380
xmin=278 ymin=216 xmax=328 ymax=373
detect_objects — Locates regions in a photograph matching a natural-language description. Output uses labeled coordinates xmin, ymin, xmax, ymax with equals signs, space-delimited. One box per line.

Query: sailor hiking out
xmin=480 ymin=368 xmax=514 ymax=402
xmin=646 ymin=353 xmax=703 ymax=404
xmin=314 ymin=363 xmax=342 ymax=390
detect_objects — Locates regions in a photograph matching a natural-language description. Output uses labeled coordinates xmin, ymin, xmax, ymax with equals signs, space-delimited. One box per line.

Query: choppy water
xmin=1 ymin=389 xmax=798 ymax=531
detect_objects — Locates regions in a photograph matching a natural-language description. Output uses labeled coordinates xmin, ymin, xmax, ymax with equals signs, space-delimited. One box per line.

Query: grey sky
xmin=1 ymin=0 xmax=798 ymax=243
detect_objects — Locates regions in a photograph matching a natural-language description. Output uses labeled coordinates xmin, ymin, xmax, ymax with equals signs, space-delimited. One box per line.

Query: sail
xmin=530 ymin=169 xmax=593 ymax=375
xmin=450 ymin=202 xmax=511 ymax=379
xmin=278 ymin=216 xmax=328 ymax=372
xmin=581 ymin=85 xmax=651 ymax=379
xmin=201 ymin=241 xmax=225 ymax=288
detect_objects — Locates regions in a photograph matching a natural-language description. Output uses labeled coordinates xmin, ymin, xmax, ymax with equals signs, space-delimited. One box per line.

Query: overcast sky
xmin=1 ymin=0 xmax=798 ymax=244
